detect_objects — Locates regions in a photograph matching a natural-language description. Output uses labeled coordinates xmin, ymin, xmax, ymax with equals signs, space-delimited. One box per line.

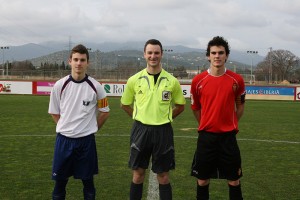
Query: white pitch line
xmin=146 ymin=164 xmax=159 ymax=200
xmin=0 ymin=134 xmax=299 ymax=144
xmin=237 ymin=138 xmax=300 ymax=144
xmin=175 ymin=135 xmax=300 ymax=144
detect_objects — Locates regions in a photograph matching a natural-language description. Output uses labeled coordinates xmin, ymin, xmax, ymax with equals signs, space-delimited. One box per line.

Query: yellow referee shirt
xmin=121 ymin=69 xmax=186 ymax=125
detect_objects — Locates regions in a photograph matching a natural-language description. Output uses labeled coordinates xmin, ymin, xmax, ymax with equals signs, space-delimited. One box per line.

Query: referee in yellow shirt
xmin=121 ymin=39 xmax=186 ymax=200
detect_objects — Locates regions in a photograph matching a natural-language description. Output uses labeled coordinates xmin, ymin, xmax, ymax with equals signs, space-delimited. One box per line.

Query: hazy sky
xmin=0 ymin=0 xmax=299 ymax=57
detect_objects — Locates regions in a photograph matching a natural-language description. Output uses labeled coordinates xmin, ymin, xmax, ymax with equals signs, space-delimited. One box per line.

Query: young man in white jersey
xmin=48 ymin=44 xmax=110 ymax=200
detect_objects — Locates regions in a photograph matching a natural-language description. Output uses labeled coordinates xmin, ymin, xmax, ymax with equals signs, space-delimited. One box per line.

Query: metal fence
xmin=0 ymin=68 xmax=138 ymax=82
xmin=1 ymin=68 xmax=296 ymax=85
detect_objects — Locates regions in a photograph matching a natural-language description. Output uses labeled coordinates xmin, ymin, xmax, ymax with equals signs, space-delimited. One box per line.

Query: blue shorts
xmin=52 ymin=133 xmax=98 ymax=180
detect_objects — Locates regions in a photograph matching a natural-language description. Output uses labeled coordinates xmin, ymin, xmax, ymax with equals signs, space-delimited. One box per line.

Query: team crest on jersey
xmin=162 ymin=91 xmax=171 ymax=101
xmin=83 ymin=100 xmax=90 ymax=106
xmin=232 ymin=83 xmax=238 ymax=93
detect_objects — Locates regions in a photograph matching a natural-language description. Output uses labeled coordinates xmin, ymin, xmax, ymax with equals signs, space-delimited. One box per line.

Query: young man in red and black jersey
xmin=190 ymin=36 xmax=246 ymax=200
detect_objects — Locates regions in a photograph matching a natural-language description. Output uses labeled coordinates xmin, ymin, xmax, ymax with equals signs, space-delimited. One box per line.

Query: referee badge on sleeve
xmin=162 ymin=91 xmax=171 ymax=101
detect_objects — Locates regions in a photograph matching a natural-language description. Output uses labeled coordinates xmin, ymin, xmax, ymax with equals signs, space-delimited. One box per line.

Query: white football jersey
xmin=48 ymin=75 xmax=109 ymax=138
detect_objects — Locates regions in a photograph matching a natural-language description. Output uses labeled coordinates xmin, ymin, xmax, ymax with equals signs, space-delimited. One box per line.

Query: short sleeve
xmin=172 ymin=79 xmax=186 ymax=105
xmin=121 ymin=77 xmax=135 ymax=105
xmin=48 ymin=81 xmax=62 ymax=114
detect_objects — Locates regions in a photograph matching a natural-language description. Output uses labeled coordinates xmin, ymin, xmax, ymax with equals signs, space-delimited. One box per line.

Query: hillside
xmin=2 ymin=41 xmax=264 ymax=70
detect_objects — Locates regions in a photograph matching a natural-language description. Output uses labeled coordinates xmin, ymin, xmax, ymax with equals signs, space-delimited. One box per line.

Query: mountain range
xmin=1 ymin=41 xmax=264 ymax=67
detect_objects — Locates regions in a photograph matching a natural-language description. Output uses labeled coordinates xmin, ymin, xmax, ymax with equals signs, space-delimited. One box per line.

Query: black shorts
xmin=191 ymin=131 xmax=242 ymax=181
xmin=128 ymin=120 xmax=175 ymax=173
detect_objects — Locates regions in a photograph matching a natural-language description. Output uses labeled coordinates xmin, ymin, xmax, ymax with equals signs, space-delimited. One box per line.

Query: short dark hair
xmin=206 ymin=36 xmax=230 ymax=56
xmin=144 ymin=39 xmax=163 ymax=52
xmin=70 ymin=44 xmax=89 ymax=61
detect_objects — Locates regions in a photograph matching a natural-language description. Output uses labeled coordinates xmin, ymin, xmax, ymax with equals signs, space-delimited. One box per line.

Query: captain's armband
xmin=98 ymin=97 xmax=109 ymax=108
xmin=236 ymin=92 xmax=246 ymax=105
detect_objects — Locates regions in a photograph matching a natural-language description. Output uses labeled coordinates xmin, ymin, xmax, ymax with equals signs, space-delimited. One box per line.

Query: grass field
xmin=0 ymin=95 xmax=299 ymax=200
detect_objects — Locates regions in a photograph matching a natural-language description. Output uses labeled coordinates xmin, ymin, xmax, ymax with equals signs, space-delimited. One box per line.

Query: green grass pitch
xmin=0 ymin=95 xmax=299 ymax=199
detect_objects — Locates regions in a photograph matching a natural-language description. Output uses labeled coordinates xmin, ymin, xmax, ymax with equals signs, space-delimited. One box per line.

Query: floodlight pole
xmin=269 ymin=47 xmax=273 ymax=84
xmin=246 ymin=50 xmax=258 ymax=84
xmin=164 ymin=49 xmax=173 ymax=71
xmin=1 ymin=46 xmax=9 ymax=77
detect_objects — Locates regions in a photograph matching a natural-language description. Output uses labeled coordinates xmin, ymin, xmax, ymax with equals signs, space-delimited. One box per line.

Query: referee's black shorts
xmin=191 ymin=130 xmax=243 ymax=181
xmin=128 ymin=120 xmax=175 ymax=174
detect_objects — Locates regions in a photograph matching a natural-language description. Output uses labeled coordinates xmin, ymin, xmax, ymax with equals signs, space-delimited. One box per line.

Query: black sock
xmin=229 ymin=184 xmax=243 ymax=200
xmin=159 ymin=183 xmax=172 ymax=200
xmin=52 ymin=179 xmax=68 ymax=200
xmin=197 ymin=184 xmax=209 ymax=200
xmin=130 ymin=182 xmax=143 ymax=200
xmin=82 ymin=179 xmax=96 ymax=200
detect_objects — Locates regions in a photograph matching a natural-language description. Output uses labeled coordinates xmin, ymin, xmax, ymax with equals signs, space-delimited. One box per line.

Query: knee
xmin=132 ymin=169 xmax=146 ymax=184
xmin=157 ymin=172 xmax=170 ymax=184
xmin=133 ymin=174 xmax=145 ymax=184
xmin=228 ymin=179 xmax=240 ymax=186
xmin=197 ymin=179 xmax=210 ymax=186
